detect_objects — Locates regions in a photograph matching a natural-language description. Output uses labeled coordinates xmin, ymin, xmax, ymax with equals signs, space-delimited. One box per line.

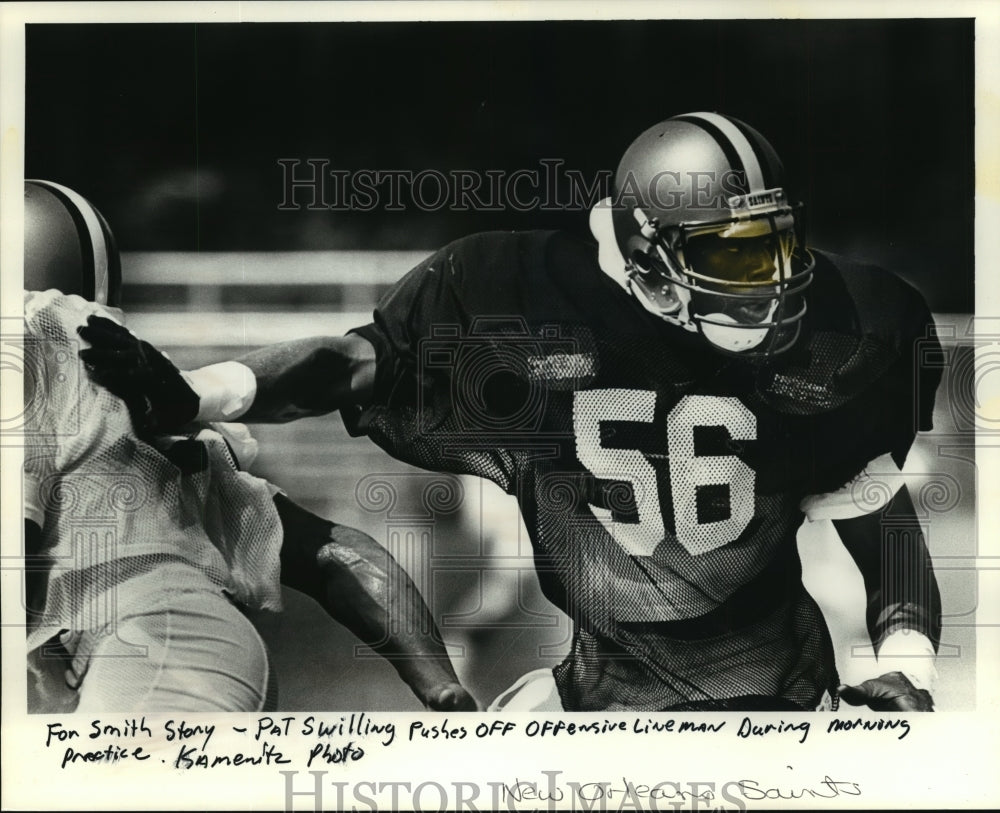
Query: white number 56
xmin=573 ymin=390 xmax=757 ymax=557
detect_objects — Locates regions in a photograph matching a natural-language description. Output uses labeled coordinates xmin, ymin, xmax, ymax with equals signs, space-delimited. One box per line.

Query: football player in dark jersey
xmin=78 ymin=113 xmax=943 ymax=712
xmin=24 ymin=180 xmax=474 ymax=713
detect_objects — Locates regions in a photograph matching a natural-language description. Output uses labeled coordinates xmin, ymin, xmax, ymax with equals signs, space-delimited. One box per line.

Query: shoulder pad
xmin=757 ymin=250 xmax=936 ymax=411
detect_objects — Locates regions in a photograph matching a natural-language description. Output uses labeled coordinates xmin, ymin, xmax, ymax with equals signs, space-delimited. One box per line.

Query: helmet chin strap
xmin=590 ymin=199 xmax=697 ymax=330
xmin=589 ymin=198 xmax=630 ymax=291
xmin=698 ymin=306 xmax=777 ymax=352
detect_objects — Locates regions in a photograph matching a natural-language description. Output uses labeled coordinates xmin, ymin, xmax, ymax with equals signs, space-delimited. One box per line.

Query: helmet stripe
xmin=26 ymin=179 xmax=110 ymax=305
xmin=92 ymin=206 xmax=123 ymax=307
xmin=725 ymin=117 xmax=783 ymax=189
xmin=674 ymin=112 xmax=766 ymax=191
xmin=673 ymin=114 xmax=746 ymax=184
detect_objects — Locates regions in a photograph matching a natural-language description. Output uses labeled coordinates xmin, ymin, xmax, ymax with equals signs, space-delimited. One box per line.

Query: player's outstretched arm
xmin=833 ymin=484 xmax=941 ymax=711
xmin=272 ymin=493 xmax=477 ymax=711
xmin=78 ymin=315 xmax=376 ymax=432
xmin=235 ymin=335 xmax=376 ymax=422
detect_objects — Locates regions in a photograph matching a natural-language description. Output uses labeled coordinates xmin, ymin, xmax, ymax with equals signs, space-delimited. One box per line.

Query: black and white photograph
xmin=1 ymin=3 xmax=998 ymax=810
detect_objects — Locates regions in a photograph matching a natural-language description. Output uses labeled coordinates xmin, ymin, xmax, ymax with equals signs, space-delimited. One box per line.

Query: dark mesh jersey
xmin=345 ymin=230 xmax=942 ymax=711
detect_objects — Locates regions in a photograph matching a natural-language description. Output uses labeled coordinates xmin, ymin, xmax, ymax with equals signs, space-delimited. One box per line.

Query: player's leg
xmin=70 ymin=562 xmax=270 ymax=712
xmin=272 ymin=493 xmax=477 ymax=710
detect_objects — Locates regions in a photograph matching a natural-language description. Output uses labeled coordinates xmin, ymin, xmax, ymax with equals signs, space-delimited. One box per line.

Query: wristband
xmin=183 ymin=362 xmax=257 ymax=422
xmin=877 ymin=629 xmax=938 ymax=693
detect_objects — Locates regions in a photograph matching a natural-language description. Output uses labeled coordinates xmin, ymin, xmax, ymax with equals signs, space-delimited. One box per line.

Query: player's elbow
xmin=309 ymin=335 xmax=376 ymax=407
xmin=241 ymin=335 xmax=376 ymax=420
xmin=316 ymin=526 xmax=391 ymax=599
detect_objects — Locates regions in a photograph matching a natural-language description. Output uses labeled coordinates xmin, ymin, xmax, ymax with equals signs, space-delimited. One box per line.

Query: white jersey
xmin=23 ymin=290 xmax=284 ymax=653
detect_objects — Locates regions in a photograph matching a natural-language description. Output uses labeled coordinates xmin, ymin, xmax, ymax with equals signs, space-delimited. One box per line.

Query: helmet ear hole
xmin=630 ymin=249 xmax=654 ymax=272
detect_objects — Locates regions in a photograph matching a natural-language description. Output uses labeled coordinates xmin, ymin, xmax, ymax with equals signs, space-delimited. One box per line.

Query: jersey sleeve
xmin=797 ymin=258 xmax=944 ymax=496
xmin=842 ymin=263 xmax=943 ymax=469
xmin=342 ymin=234 xmax=532 ymax=490
xmin=348 ymin=239 xmax=467 ymax=415
xmin=912 ymin=301 xmax=944 ymax=437
xmin=884 ymin=279 xmax=942 ymax=467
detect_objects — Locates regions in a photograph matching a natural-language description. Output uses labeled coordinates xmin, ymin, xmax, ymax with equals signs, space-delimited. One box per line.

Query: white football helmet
xmin=610 ymin=112 xmax=813 ymax=358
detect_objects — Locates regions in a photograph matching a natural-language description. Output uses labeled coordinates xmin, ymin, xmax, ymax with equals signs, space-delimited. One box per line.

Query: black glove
xmin=837 ymin=671 xmax=934 ymax=711
xmin=77 ymin=315 xmax=199 ymax=436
